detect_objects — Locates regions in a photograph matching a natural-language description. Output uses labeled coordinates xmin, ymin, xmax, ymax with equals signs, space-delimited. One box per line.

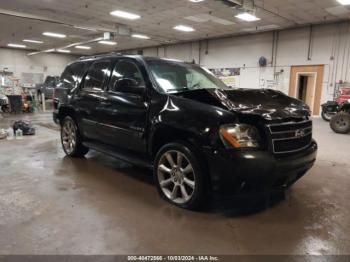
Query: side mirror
xmin=115 ymin=78 xmax=144 ymax=95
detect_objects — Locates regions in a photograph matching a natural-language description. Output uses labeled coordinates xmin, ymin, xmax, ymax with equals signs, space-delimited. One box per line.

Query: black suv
xmin=54 ymin=54 xmax=317 ymax=210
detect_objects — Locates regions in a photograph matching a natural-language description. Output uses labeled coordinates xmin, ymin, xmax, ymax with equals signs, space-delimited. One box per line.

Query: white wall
xmin=136 ymin=22 xmax=350 ymax=106
xmin=2 ymin=22 xmax=349 ymax=111
xmin=0 ymin=48 xmax=78 ymax=83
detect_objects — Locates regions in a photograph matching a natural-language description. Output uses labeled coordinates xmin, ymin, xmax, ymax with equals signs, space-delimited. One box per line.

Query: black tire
xmin=321 ymin=110 xmax=332 ymax=121
xmin=154 ymin=141 xmax=209 ymax=210
xmin=61 ymin=116 xmax=89 ymax=157
xmin=330 ymin=112 xmax=350 ymax=134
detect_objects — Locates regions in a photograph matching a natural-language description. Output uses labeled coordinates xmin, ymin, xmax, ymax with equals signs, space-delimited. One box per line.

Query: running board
xmin=83 ymin=141 xmax=153 ymax=169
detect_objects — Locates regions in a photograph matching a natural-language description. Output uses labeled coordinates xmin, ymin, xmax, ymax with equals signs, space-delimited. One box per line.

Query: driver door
xmin=97 ymin=58 xmax=149 ymax=153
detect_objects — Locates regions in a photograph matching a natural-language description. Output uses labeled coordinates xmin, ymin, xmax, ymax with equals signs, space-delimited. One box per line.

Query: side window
xmin=110 ymin=60 xmax=145 ymax=92
xmin=60 ymin=68 xmax=74 ymax=89
xmin=83 ymin=60 xmax=111 ymax=91
xmin=60 ymin=62 xmax=90 ymax=89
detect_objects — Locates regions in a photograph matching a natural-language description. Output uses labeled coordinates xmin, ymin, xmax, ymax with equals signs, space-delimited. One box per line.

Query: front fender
xmin=148 ymin=95 xmax=237 ymax=152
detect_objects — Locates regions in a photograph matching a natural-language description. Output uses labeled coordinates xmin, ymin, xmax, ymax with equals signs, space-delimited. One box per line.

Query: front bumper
xmin=203 ymin=140 xmax=317 ymax=196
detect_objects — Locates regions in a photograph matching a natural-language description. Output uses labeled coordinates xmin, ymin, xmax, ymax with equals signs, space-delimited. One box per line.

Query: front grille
xmin=267 ymin=120 xmax=312 ymax=154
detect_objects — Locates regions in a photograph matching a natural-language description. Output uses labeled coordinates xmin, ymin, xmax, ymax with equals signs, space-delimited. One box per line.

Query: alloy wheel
xmin=62 ymin=119 xmax=76 ymax=155
xmin=157 ymin=150 xmax=196 ymax=204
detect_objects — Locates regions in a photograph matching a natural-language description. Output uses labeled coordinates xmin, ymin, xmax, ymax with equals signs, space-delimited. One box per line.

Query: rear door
xmin=73 ymin=59 xmax=112 ymax=140
xmin=97 ymin=58 xmax=149 ymax=152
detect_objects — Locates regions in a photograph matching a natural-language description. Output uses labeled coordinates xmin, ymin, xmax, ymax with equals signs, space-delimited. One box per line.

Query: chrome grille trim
xmin=267 ymin=119 xmax=311 ymax=127
xmin=269 ymin=127 xmax=312 ymax=135
xmin=267 ymin=119 xmax=312 ymax=131
xmin=267 ymin=120 xmax=313 ymax=154
xmin=272 ymin=142 xmax=312 ymax=154
xmin=272 ymin=130 xmax=312 ymax=141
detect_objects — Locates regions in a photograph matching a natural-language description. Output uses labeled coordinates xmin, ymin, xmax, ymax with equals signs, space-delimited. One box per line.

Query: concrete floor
xmin=0 ymin=112 xmax=349 ymax=255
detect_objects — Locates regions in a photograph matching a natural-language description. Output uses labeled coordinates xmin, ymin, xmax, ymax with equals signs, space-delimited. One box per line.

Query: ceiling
xmin=0 ymin=0 xmax=349 ymax=56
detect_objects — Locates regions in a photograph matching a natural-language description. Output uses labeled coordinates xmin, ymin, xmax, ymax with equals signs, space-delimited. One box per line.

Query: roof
xmin=76 ymin=53 xmax=185 ymax=63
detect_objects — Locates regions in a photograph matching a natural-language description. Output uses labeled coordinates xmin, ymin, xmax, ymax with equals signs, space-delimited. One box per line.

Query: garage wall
xmin=0 ymin=48 xmax=78 ymax=83
xmin=137 ymin=21 xmax=350 ymax=108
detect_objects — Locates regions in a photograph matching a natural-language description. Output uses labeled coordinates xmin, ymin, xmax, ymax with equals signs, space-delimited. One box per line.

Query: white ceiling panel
xmin=0 ymin=0 xmax=349 ymax=55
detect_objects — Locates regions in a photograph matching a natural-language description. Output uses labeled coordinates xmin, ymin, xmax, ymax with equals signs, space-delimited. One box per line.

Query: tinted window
xmin=60 ymin=62 xmax=90 ymax=89
xmin=83 ymin=60 xmax=111 ymax=91
xmin=110 ymin=60 xmax=145 ymax=92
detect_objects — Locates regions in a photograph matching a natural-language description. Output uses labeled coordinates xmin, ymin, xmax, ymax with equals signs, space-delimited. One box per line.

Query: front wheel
xmin=321 ymin=110 xmax=334 ymax=121
xmin=330 ymin=112 xmax=350 ymax=134
xmin=154 ymin=142 xmax=208 ymax=210
xmin=61 ymin=116 xmax=89 ymax=157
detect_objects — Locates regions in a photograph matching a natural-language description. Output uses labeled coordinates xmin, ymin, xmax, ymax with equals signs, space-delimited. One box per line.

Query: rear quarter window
xmin=60 ymin=61 xmax=91 ymax=89
xmin=82 ymin=60 xmax=112 ymax=91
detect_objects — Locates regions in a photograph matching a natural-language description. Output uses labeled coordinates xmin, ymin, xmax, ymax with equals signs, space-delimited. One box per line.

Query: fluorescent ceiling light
xmin=110 ymin=10 xmax=141 ymax=20
xmin=44 ymin=49 xmax=55 ymax=53
xmin=337 ymin=0 xmax=350 ymax=5
xmin=235 ymin=12 xmax=261 ymax=22
xmin=43 ymin=32 xmax=66 ymax=38
xmin=189 ymin=0 xmax=205 ymax=2
xmin=23 ymin=39 xmax=44 ymax=44
xmin=132 ymin=34 xmax=150 ymax=39
xmin=7 ymin=43 xmax=26 ymax=48
xmin=57 ymin=49 xmax=71 ymax=53
xmin=173 ymin=25 xmax=195 ymax=32
xmin=75 ymin=45 xmax=91 ymax=50
xmin=98 ymin=40 xmax=117 ymax=45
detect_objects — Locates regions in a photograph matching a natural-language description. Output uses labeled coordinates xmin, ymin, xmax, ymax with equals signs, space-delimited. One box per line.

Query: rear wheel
xmin=330 ymin=112 xmax=350 ymax=134
xmin=61 ymin=116 xmax=89 ymax=157
xmin=154 ymin=142 xmax=208 ymax=210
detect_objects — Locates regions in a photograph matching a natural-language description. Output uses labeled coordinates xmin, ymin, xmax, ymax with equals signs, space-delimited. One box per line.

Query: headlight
xmin=219 ymin=124 xmax=261 ymax=148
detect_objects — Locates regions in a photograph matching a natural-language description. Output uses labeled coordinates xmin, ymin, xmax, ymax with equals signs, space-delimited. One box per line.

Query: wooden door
xmin=289 ymin=65 xmax=324 ymax=115
xmin=304 ymin=74 xmax=316 ymax=108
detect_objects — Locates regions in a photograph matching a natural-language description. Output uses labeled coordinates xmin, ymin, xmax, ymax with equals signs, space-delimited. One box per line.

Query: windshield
xmin=147 ymin=59 xmax=227 ymax=93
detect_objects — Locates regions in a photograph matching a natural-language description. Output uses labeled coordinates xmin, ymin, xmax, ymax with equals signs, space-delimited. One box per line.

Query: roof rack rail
xmin=78 ymin=52 xmax=139 ymax=60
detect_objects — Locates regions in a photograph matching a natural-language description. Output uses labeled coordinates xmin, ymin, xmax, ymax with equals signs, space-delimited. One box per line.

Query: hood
xmin=176 ymin=88 xmax=311 ymax=121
